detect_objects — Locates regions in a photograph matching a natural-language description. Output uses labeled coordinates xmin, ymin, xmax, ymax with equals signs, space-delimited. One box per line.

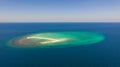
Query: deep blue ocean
xmin=0 ymin=23 xmax=120 ymax=67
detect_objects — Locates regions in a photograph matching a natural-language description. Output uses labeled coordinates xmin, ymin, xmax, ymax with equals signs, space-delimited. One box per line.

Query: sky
xmin=0 ymin=0 xmax=120 ymax=22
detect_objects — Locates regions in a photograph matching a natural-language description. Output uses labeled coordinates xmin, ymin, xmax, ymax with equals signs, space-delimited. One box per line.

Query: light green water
xmin=8 ymin=32 xmax=105 ymax=48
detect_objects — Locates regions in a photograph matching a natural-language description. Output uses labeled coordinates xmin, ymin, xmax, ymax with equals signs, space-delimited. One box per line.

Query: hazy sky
xmin=0 ymin=0 xmax=120 ymax=22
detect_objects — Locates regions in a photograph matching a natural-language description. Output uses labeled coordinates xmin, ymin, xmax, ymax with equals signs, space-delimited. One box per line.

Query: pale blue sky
xmin=0 ymin=0 xmax=120 ymax=22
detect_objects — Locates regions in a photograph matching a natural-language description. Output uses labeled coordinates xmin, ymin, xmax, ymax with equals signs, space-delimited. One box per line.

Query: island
xmin=8 ymin=32 xmax=105 ymax=48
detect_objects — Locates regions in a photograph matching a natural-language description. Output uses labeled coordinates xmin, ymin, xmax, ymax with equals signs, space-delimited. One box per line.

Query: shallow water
xmin=8 ymin=32 xmax=105 ymax=48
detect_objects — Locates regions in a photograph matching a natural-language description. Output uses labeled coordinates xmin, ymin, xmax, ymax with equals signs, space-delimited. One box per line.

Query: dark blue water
xmin=0 ymin=23 xmax=120 ymax=67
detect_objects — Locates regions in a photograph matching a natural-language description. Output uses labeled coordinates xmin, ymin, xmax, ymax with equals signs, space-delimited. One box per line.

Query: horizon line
xmin=0 ymin=21 xmax=120 ymax=23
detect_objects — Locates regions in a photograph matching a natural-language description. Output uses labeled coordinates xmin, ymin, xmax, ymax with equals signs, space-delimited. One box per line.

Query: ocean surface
xmin=0 ymin=22 xmax=120 ymax=67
